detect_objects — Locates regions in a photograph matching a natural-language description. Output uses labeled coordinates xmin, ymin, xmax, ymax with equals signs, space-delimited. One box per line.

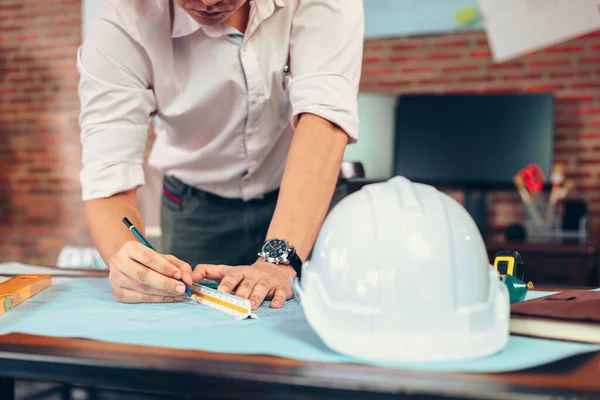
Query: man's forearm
xmin=84 ymin=189 xmax=145 ymax=266
xmin=266 ymin=113 xmax=349 ymax=261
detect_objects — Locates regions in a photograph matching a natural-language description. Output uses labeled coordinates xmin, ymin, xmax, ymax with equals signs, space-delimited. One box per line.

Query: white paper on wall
xmin=478 ymin=0 xmax=600 ymax=63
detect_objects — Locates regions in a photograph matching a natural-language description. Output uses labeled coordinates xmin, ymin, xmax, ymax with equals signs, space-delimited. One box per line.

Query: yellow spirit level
xmin=0 ymin=274 xmax=52 ymax=315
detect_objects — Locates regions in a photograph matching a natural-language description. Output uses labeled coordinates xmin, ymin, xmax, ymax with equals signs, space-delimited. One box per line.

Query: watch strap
xmin=287 ymin=250 xmax=303 ymax=278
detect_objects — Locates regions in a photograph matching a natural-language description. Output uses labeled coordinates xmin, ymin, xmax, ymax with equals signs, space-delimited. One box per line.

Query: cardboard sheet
xmin=0 ymin=278 xmax=598 ymax=373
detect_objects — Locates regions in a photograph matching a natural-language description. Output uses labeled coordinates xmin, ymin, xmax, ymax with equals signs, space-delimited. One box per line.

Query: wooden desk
xmin=1 ymin=321 xmax=599 ymax=399
xmin=1 ymin=265 xmax=599 ymax=399
xmin=485 ymin=238 xmax=599 ymax=287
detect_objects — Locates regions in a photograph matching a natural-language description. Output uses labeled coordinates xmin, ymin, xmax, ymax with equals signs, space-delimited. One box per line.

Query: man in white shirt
xmin=78 ymin=0 xmax=364 ymax=310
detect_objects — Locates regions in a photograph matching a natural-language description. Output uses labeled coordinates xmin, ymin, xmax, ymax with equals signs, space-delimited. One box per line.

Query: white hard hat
xmin=292 ymin=176 xmax=509 ymax=362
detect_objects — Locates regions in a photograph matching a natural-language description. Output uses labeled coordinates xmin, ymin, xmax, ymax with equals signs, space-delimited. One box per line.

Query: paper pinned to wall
xmin=478 ymin=0 xmax=600 ymax=63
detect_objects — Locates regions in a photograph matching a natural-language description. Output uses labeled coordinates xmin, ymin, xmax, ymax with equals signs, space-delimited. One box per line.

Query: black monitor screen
xmin=393 ymin=93 xmax=555 ymax=188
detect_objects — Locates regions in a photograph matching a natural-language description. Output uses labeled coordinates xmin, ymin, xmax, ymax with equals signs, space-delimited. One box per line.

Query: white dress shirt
xmin=77 ymin=0 xmax=364 ymax=201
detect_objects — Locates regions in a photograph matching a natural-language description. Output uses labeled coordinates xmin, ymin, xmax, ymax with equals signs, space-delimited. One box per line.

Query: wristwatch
xmin=258 ymin=238 xmax=303 ymax=278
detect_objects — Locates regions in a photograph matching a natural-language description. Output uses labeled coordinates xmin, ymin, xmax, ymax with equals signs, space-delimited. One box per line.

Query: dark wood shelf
xmin=485 ymin=237 xmax=599 ymax=287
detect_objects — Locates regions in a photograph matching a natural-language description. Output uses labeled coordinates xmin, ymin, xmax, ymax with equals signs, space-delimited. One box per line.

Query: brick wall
xmin=361 ymin=31 xmax=600 ymax=238
xmin=0 ymin=0 xmax=86 ymax=265
xmin=1 ymin=1 xmax=599 ymax=265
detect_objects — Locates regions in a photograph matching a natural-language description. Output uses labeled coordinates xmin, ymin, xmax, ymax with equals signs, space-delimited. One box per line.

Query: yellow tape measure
xmin=493 ymin=251 xmax=533 ymax=289
xmin=188 ymin=283 xmax=257 ymax=320
xmin=493 ymin=251 xmax=525 ymax=281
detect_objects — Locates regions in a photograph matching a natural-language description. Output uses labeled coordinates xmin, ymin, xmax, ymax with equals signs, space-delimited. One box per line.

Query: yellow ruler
xmin=0 ymin=274 xmax=52 ymax=315
xmin=188 ymin=283 xmax=258 ymax=320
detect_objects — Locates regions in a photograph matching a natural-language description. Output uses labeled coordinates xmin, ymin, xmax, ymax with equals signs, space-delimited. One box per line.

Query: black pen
xmin=122 ymin=217 xmax=194 ymax=297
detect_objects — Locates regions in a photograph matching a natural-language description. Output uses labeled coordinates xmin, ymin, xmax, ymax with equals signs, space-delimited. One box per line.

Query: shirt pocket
xmin=161 ymin=178 xmax=200 ymax=216
xmin=162 ymin=185 xmax=184 ymax=212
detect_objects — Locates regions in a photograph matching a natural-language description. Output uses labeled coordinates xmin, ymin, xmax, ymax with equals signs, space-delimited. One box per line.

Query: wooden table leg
xmin=0 ymin=377 xmax=15 ymax=400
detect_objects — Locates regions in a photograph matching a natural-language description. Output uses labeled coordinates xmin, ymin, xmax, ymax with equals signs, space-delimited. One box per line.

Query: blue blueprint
xmin=0 ymin=278 xmax=598 ymax=373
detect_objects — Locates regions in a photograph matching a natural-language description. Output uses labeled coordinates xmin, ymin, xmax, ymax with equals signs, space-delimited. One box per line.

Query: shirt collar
xmin=171 ymin=0 xmax=285 ymax=39
xmin=171 ymin=4 xmax=203 ymax=38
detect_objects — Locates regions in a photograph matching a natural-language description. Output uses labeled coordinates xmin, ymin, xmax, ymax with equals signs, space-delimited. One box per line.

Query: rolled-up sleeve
xmin=288 ymin=0 xmax=364 ymax=143
xmin=77 ymin=4 xmax=156 ymax=201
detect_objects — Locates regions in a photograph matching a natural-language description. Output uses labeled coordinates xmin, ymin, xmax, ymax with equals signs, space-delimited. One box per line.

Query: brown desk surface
xmin=2 ymin=299 xmax=600 ymax=398
xmin=0 ymin=278 xmax=599 ymax=399
xmin=0 ymin=332 xmax=599 ymax=399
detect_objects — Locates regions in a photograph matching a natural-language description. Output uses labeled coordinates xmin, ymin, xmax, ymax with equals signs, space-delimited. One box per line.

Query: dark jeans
xmin=160 ymin=175 xmax=348 ymax=267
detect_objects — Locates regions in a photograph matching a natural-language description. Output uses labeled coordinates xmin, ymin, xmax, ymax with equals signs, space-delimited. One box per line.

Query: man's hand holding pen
xmin=108 ymin=240 xmax=194 ymax=303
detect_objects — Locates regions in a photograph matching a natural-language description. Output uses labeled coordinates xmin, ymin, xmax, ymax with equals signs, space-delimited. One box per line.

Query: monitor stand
xmin=464 ymin=190 xmax=488 ymax=237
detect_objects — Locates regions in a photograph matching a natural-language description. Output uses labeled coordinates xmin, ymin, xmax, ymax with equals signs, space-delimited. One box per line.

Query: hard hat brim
xmin=294 ymin=266 xmax=510 ymax=363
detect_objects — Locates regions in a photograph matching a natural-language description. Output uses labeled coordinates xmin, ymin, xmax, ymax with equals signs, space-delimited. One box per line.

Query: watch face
xmin=263 ymin=239 xmax=289 ymax=260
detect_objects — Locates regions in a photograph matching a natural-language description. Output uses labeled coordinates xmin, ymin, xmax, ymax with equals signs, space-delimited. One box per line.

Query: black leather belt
xmin=163 ymin=161 xmax=365 ymax=206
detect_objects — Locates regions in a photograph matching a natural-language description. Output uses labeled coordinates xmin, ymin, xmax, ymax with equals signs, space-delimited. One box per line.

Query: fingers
xmin=107 ymin=241 xmax=200 ymax=303
xmin=217 ymin=268 xmax=244 ymax=293
xmin=116 ymin=287 xmax=186 ymax=304
xmin=270 ymin=287 xmax=287 ymax=309
xmin=117 ymin=257 xmax=188 ymax=296
xmin=111 ymin=270 xmax=181 ymax=298
xmin=233 ymin=277 xmax=257 ymax=300
xmin=163 ymin=254 xmax=193 ymax=286
xmin=192 ymin=264 xmax=231 ymax=282
xmin=124 ymin=241 xmax=182 ymax=280
xmin=248 ymin=278 xmax=271 ymax=310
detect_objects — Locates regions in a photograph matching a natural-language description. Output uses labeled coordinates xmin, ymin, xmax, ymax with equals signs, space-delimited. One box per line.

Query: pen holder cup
xmin=521 ymin=200 xmax=589 ymax=243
